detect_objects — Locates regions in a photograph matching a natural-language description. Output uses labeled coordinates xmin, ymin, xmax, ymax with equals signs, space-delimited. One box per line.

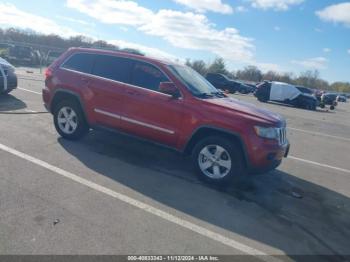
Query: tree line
xmin=0 ymin=28 xmax=143 ymax=55
xmin=186 ymin=58 xmax=350 ymax=93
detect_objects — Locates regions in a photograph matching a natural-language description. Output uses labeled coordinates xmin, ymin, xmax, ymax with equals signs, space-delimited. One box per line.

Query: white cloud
xmin=67 ymin=1 xmax=255 ymax=63
xmin=249 ymin=0 xmax=304 ymax=11
xmin=291 ymin=57 xmax=328 ymax=70
xmin=139 ymin=10 xmax=254 ymax=62
xmin=173 ymin=0 xmax=233 ymax=14
xmin=66 ymin=0 xmax=154 ymax=26
xmin=316 ymin=2 xmax=350 ymax=27
xmin=314 ymin=28 xmax=323 ymax=33
xmin=0 ymin=3 xmax=77 ymax=36
xmin=274 ymin=26 xmax=281 ymax=31
xmin=108 ymin=39 xmax=182 ymax=62
xmin=56 ymin=15 xmax=95 ymax=27
xmin=323 ymin=48 xmax=331 ymax=53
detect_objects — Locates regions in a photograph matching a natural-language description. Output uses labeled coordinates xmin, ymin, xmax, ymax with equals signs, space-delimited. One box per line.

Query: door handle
xmin=126 ymin=90 xmax=139 ymax=96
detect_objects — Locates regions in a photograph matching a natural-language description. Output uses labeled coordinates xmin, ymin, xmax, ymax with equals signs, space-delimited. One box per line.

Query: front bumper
xmin=247 ymin=140 xmax=290 ymax=174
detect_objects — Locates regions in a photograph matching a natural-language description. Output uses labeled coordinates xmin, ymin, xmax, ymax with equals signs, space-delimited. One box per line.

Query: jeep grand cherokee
xmin=43 ymin=48 xmax=290 ymax=184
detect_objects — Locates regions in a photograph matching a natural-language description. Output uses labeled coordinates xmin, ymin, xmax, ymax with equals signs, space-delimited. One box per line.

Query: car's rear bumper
xmin=42 ymin=87 xmax=52 ymax=112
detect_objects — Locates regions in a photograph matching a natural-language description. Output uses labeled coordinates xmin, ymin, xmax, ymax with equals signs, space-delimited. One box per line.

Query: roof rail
xmin=78 ymin=46 xmax=145 ymax=56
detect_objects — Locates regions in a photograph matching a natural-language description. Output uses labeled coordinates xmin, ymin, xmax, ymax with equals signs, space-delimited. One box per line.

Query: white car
xmin=254 ymin=81 xmax=318 ymax=110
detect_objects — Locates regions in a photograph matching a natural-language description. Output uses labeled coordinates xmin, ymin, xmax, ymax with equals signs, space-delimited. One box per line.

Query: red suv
xmin=43 ymin=48 xmax=289 ymax=184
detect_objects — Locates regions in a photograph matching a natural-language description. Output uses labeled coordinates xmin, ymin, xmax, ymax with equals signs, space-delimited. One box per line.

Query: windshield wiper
xmin=210 ymin=91 xmax=226 ymax=98
xmin=197 ymin=93 xmax=215 ymax=99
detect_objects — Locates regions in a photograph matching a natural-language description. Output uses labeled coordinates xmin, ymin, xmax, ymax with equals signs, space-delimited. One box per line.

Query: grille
xmin=278 ymin=127 xmax=287 ymax=145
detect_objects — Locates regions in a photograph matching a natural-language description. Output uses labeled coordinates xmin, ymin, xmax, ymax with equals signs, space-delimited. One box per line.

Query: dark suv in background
xmin=206 ymin=73 xmax=253 ymax=94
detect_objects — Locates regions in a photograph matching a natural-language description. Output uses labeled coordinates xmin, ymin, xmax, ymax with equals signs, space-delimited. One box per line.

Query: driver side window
xmin=131 ymin=62 xmax=168 ymax=92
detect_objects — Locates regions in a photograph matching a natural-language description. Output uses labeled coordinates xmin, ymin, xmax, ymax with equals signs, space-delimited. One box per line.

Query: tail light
xmin=45 ymin=68 xmax=53 ymax=79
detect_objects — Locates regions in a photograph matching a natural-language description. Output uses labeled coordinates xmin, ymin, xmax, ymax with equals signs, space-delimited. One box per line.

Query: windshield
xmin=168 ymin=65 xmax=219 ymax=97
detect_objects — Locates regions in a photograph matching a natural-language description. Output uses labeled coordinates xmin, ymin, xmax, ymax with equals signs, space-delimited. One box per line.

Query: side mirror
xmin=159 ymin=82 xmax=180 ymax=98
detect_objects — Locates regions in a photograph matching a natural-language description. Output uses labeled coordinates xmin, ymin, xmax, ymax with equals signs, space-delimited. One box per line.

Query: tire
xmin=192 ymin=136 xmax=245 ymax=185
xmin=258 ymin=97 xmax=268 ymax=103
xmin=53 ymin=99 xmax=89 ymax=140
xmin=330 ymin=105 xmax=335 ymax=110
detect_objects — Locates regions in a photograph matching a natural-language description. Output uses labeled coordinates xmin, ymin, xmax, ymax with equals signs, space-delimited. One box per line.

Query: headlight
xmin=254 ymin=126 xmax=279 ymax=140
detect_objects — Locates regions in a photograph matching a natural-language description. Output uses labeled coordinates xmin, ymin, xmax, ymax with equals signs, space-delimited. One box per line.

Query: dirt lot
xmin=0 ymin=74 xmax=349 ymax=261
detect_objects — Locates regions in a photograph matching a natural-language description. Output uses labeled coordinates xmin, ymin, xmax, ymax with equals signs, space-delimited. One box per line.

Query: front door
xmin=121 ymin=61 xmax=184 ymax=147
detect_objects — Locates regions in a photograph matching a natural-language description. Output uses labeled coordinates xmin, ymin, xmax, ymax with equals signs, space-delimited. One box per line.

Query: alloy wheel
xmin=198 ymin=145 xmax=232 ymax=179
xmin=57 ymin=106 xmax=78 ymax=134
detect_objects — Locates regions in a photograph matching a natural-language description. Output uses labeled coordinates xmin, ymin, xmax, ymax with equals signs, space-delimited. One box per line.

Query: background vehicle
xmin=318 ymin=93 xmax=338 ymax=109
xmin=0 ymin=43 xmax=12 ymax=56
xmin=238 ymin=82 xmax=255 ymax=94
xmin=0 ymin=57 xmax=17 ymax=95
xmin=43 ymin=48 xmax=289 ymax=184
xmin=254 ymin=81 xmax=318 ymax=110
xmin=337 ymin=95 xmax=347 ymax=103
xmin=205 ymin=73 xmax=253 ymax=94
xmin=4 ymin=45 xmax=37 ymax=66
xmin=45 ymin=50 xmax=63 ymax=66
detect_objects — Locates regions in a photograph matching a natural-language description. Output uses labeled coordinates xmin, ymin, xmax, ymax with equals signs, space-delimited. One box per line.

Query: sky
xmin=0 ymin=0 xmax=349 ymax=83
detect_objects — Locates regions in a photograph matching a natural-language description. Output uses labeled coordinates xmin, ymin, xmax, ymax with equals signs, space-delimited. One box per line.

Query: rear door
xmin=58 ymin=52 xmax=95 ymax=117
xmin=89 ymin=54 xmax=132 ymax=129
xmin=121 ymin=61 xmax=184 ymax=147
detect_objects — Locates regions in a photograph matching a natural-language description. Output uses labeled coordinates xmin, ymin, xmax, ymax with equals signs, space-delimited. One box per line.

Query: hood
xmin=204 ymin=97 xmax=285 ymax=126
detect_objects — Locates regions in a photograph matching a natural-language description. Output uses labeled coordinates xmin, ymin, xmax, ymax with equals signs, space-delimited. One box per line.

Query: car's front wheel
xmin=192 ymin=136 xmax=244 ymax=184
xmin=53 ymin=99 xmax=89 ymax=140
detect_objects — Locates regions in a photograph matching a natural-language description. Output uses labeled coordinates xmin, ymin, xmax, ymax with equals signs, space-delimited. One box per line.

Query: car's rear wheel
xmin=192 ymin=136 xmax=244 ymax=184
xmin=53 ymin=99 xmax=89 ymax=140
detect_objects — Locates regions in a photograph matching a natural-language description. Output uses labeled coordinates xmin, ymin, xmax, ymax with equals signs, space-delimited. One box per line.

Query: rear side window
xmin=131 ymin=62 xmax=168 ymax=91
xmin=61 ymin=53 xmax=95 ymax=74
xmin=92 ymin=55 xmax=132 ymax=83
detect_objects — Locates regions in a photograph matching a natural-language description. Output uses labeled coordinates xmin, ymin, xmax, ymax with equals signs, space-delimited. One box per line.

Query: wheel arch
xmin=50 ymin=89 xmax=90 ymax=124
xmin=183 ymin=126 xmax=250 ymax=168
